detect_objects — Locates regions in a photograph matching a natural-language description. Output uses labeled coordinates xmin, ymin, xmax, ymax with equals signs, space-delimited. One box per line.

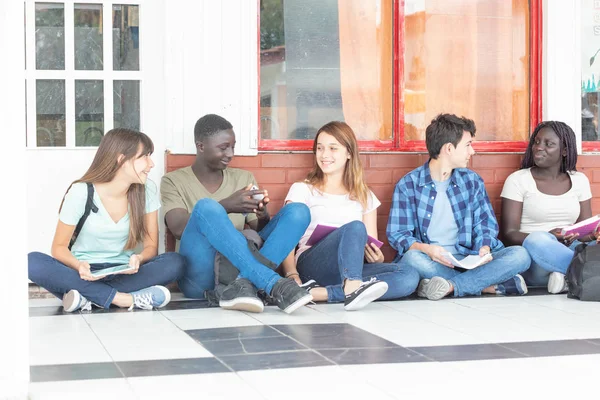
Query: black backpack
xmin=68 ymin=182 xmax=99 ymax=250
xmin=567 ymin=243 xmax=600 ymax=301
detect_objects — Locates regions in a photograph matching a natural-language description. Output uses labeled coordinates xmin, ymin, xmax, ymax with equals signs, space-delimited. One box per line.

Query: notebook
xmin=442 ymin=252 xmax=492 ymax=270
xmin=306 ymin=224 xmax=384 ymax=248
xmin=90 ymin=264 xmax=134 ymax=278
xmin=560 ymin=215 xmax=600 ymax=237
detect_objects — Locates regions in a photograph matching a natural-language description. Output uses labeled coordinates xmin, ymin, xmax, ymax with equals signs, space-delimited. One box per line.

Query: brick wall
xmin=166 ymin=153 xmax=600 ymax=260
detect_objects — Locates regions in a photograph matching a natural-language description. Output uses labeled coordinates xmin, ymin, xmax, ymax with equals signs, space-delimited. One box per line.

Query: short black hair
xmin=425 ymin=114 xmax=476 ymax=159
xmin=521 ymin=121 xmax=578 ymax=173
xmin=194 ymin=114 xmax=233 ymax=142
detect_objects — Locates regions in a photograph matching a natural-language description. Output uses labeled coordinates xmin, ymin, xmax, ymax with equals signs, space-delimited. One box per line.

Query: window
xmin=582 ymin=0 xmax=600 ymax=151
xmin=259 ymin=0 xmax=542 ymax=151
xmin=25 ymin=1 xmax=141 ymax=148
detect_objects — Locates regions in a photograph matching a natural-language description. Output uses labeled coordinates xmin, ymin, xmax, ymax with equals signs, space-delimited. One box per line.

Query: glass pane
xmin=114 ymin=80 xmax=140 ymax=130
xmin=36 ymin=80 xmax=66 ymax=146
xmin=75 ymin=80 xmax=104 ymax=147
xmin=404 ymin=0 xmax=529 ymax=141
xmin=35 ymin=3 xmax=65 ymax=70
xmin=259 ymin=0 xmax=393 ymax=141
xmin=74 ymin=4 xmax=103 ymax=70
xmin=113 ymin=5 xmax=140 ymax=71
xmin=582 ymin=0 xmax=600 ymax=142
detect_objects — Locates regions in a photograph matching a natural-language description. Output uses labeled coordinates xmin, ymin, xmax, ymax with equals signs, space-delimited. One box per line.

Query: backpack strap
xmin=68 ymin=182 xmax=99 ymax=250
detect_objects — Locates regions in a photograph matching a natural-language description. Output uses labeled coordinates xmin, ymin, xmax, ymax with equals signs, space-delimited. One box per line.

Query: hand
xmin=477 ymin=246 xmax=493 ymax=265
xmin=424 ymin=244 xmax=454 ymax=268
xmin=77 ymin=261 xmax=100 ymax=281
xmin=285 ymin=272 xmax=302 ymax=285
xmin=219 ymin=184 xmax=265 ymax=214
xmin=550 ymin=228 xmax=579 ymax=247
xmin=364 ymin=243 xmax=385 ymax=263
xmin=120 ymin=254 xmax=141 ymax=275
xmin=254 ymin=192 xmax=271 ymax=221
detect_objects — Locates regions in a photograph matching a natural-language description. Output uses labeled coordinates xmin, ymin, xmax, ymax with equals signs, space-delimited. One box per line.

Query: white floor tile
xmin=127 ymin=373 xmax=265 ymax=399
xmin=29 ymin=298 xmax=62 ymax=307
xmin=160 ymin=308 xmax=263 ymax=330
xmin=29 ymin=378 xmax=137 ymax=400
xmin=238 ymin=366 xmax=397 ymax=400
xmin=247 ymin=304 xmax=342 ymax=325
xmin=30 ymin=315 xmax=112 ymax=366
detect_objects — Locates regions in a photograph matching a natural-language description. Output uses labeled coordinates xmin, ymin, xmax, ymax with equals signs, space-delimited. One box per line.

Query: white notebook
xmin=443 ymin=252 xmax=492 ymax=270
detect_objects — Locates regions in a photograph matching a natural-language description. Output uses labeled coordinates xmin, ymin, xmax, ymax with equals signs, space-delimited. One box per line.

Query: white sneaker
xmin=63 ymin=289 xmax=93 ymax=312
xmin=548 ymin=272 xmax=568 ymax=294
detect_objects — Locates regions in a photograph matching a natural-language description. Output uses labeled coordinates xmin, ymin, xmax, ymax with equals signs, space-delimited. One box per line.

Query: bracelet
xmin=285 ymin=272 xmax=299 ymax=278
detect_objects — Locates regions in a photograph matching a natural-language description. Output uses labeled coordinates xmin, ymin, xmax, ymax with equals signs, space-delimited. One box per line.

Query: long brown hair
xmin=305 ymin=121 xmax=370 ymax=208
xmin=60 ymin=128 xmax=154 ymax=250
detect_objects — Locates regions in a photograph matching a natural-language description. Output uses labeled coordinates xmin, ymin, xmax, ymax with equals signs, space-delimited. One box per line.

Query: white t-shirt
xmin=284 ymin=182 xmax=381 ymax=260
xmin=500 ymin=168 xmax=592 ymax=233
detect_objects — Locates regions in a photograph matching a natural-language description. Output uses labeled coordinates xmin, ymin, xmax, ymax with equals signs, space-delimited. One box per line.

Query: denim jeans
xmin=398 ymin=246 xmax=531 ymax=297
xmin=28 ymin=252 xmax=185 ymax=308
xmin=178 ymin=198 xmax=311 ymax=299
xmin=521 ymin=231 xmax=593 ymax=286
xmin=296 ymin=220 xmax=420 ymax=302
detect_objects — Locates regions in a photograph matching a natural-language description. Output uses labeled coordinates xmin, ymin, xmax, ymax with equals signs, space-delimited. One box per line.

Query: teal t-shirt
xmin=59 ymin=181 xmax=160 ymax=264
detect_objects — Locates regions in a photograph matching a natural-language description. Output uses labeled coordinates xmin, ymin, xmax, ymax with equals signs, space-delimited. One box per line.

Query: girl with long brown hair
xmin=283 ymin=122 xmax=419 ymax=310
xmin=29 ymin=129 xmax=185 ymax=312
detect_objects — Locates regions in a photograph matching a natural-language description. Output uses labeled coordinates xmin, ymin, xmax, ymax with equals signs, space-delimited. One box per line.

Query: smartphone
xmin=91 ymin=264 xmax=134 ymax=278
xmin=250 ymin=185 xmax=265 ymax=201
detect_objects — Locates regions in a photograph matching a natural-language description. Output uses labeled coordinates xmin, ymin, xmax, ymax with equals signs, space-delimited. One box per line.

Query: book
xmin=90 ymin=264 xmax=134 ymax=278
xmin=306 ymin=224 xmax=384 ymax=248
xmin=442 ymin=252 xmax=492 ymax=270
xmin=560 ymin=215 xmax=600 ymax=237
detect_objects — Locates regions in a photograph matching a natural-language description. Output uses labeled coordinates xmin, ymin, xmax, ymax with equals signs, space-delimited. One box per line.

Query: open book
xmin=306 ymin=224 xmax=384 ymax=248
xmin=560 ymin=215 xmax=600 ymax=237
xmin=443 ymin=252 xmax=492 ymax=270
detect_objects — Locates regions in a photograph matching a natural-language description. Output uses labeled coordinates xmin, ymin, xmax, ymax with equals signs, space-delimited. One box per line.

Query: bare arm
xmin=164 ymin=208 xmax=190 ymax=240
xmin=500 ymin=198 xmax=528 ymax=246
xmin=363 ymin=209 xmax=385 ymax=264
xmin=137 ymin=210 xmax=159 ymax=263
xmin=50 ymin=221 xmax=80 ymax=270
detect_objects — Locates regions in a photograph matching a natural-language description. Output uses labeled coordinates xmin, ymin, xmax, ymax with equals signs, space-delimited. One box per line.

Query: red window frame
xmin=258 ymin=0 xmax=543 ymax=152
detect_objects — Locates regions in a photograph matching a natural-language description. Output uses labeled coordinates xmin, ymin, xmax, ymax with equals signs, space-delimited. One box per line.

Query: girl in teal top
xmin=28 ymin=129 xmax=185 ymax=312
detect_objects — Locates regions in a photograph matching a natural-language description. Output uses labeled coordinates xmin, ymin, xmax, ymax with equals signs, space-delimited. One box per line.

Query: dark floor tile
xmin=118 ymin=358 xmax=229 ymax=377
xmin=500 ymin=339 xmax=600 ymax=357
xmin=410 ymin=343 xmax=525 ymax=362
xmin=161 ymin=300 xmax=212 ymax=311
xmin=586 ymin=339 xmax=600 ymax=346
xmin=186 ymin=325 xmax=283 ymax=342
xmin=30 ymin=362 xmax=123 ymax=382
xmin=199 ymin=336 xmax=307 ymax=356
xmin=29 ymin=307 xmax=70 ymax=317
xmin=320 ymin=347 xmax=429 ymax=365
xmin=272 ymin=323 xmax=399 ymax=350
xmin=220 ymin=351 xmax=333 ymax=371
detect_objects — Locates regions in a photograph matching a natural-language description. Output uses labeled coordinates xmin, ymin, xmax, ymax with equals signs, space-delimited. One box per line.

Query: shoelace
xmin=128 ymin=292 xmax=154 ymax=311
xmin=360 ymin=277 xmax=378 ymax=288
xmin=81 ymin=299 xmax=92 ymax=312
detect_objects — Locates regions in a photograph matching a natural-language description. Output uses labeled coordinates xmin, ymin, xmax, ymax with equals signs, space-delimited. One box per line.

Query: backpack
xmin=566 ymin=243 xmax=600 ymax=301
xmin=68 ymin=182 xmax=99 ymax=250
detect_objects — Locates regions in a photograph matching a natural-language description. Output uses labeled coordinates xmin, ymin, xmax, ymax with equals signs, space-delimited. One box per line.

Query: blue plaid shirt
xmin=386 ymin=161 xmax=503 ymax=262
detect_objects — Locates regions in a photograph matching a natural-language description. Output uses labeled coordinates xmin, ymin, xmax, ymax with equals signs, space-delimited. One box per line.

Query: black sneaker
xmin=344 ymin=278 xmax=388 ymax=311
xmin=219 ymin=278 xmax=265 ymax=313
xmin=300 ymin=279 xmax=320 ymax=292
xmin=270 ymin=278 xmax=313 ymax=314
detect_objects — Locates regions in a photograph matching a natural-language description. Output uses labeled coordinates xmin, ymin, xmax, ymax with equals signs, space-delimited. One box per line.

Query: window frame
xmin=258 ymin=0 xmax=543 ymax=152
xmin=25 ymin=0 xmax=143 ymax=149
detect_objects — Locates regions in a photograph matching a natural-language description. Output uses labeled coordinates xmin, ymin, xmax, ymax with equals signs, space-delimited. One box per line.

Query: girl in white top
xmin=283 ymin=121 xmax=419 ymax=311
xmin=28 ymin=129 xmax=185 ymax=312
xmin=501 ymin=121 xmax=599 ymax=293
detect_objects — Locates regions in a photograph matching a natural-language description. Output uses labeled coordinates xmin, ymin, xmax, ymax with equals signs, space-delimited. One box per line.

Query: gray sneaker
xmin=417 ymin=277 xmax=451 ymax=300
xmin=219 ymin=278 xmax=265 ymax=313
xmin=270 ymin=278 xmax=313 ymax=314
xmin=63 ymin=289 xmax=93 ymax=312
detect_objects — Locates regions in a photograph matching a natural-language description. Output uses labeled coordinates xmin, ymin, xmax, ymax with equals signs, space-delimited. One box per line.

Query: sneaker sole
xmin=154 ymin=286 xmax=171 ymax=308
xmin=421 ymin=278 xmax=451 ymax=300
xmin=219 ymin=297 xmax=265 ymax=313
xmin=417 ymin=279 xmax=430 ymax=298
xmin=548 ymin=272 xmax=566 ymax=294
xmin=62 ymin=290 xmax=80 ymax=312
xmin=515 ymin=274 xmax=529 ymax=295
xmin=282 ymin=293 xmax=313 ymax=314
xmin=344 ymin=282 xmax=389 ymax=311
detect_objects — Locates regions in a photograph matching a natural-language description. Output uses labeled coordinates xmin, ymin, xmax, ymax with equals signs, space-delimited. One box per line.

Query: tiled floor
xmin=28 ymin=291 xmax=600 ymax=399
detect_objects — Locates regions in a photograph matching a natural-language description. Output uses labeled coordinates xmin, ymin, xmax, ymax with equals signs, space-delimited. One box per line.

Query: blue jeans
xmin=28 ymin=252 xmax=185 ymax=308
xmin=296 ymin=220 xmax=420 ymax=302
xmin=522 ymin=231 xmax=592 ymax=286
xmin=398 ymin=246 xmax=531 ymax=297
xmin=178 ymin=198 xmax=311 ymax=299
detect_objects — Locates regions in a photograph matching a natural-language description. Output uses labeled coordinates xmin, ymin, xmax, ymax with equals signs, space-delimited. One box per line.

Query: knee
xmin=522 ymin=231 xmax=554 ymax=251
xmin=399 ymin=250 xmax=428 ymax=268
xmin=281 ymin=202 xmax=311 ymax=228
xmin=163 ymin=252 xmax=186 ymax=279
xmin=503 ymin=246 xmax=531 ymax=273
xmin=402 ymin=265 xmax=421 ymax=290
xmin=343 ymin=220 xmax=367 ymax=238
xmin=192 ymin=198 xmax=223 ymax=218
xmin=28 ymin=251 xmax=50 ymax=280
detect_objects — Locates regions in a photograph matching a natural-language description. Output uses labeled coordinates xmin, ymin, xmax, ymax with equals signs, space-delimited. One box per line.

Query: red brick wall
xmin=165 ymin=153 xmax=600 ymax=260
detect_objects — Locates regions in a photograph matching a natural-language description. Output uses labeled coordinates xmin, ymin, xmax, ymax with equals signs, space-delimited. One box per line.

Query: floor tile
xmin=30 ymin=362 xmax=122 ymax=382
xmin=29 ymin=378 xmax=136 ymax=399
xmin=219 ymin=350 xmax=333 ymax=371
xmin=272 ymin=323 xmax=399 ymax=349
xmin=199 ymin=335 xmax=307 ymax=356
xmin=127 ymin=373 xmax=265 ymax=399
xmin=247 ymin=304 xmax=340 ymax=325
xmin=161 ymin=308 xmax=263 ymax=330
xmin=29 ymin=306 xmax=73 ymax=317
xmin=186 ymin=325 xmax=282 ymax=342
xmin=499 ymin=339 xmax=600 ymax=357
xmin=319 ymin=347 xmax=428 ymax=365
xmin=410 ymin=343 xmax=525 ymax=362
xmin=117 ymin=357 xmax=229 ymax=377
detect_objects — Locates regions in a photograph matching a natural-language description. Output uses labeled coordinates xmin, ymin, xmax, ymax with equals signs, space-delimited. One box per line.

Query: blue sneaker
xmin=129 ymin=285 xmax=171 ymax=310
xmin=63 ymin=289 xmax=93 ymax=312
xmin=497 ymin=274 xmax=528 ymax=295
